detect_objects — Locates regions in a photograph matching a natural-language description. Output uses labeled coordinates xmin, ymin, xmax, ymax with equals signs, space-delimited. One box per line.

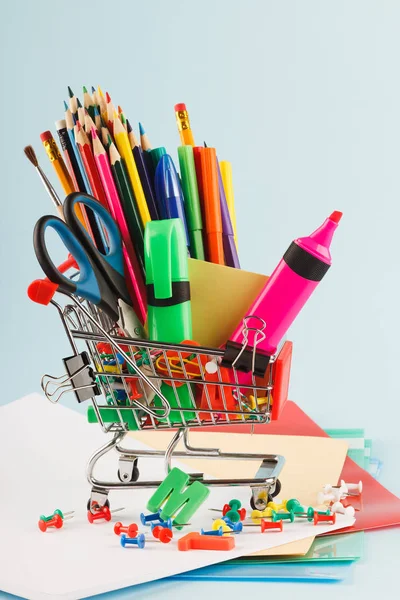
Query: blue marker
xmin=155 ymin=154 xmax=191 ymax=251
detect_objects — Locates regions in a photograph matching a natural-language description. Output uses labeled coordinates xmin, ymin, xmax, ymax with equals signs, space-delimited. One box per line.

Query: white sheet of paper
xmin=0 ymin=395 xmax=355 ymax=600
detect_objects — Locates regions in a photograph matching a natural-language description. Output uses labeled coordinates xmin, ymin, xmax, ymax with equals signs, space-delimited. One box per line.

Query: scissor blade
xmin=117 ymin=299 xmax=146 ymax=339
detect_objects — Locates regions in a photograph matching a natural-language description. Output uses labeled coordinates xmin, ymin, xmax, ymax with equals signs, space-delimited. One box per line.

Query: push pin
xmin=267 ymin=500 xmax=288 ymax=512
xmin=120 ymin=533 xmax=146 ymax=548
xmin=251 ymin=508 xmax=273 ymax=523
xmin=271 ymin=510 xmax=295 ymax=523
xmin=331 ymin=502 xmax=355 ymax=517
xmin=114 ymin=522 xmax=139 ymax=537
xmin=317 ymin=491 xmax=337 ymax=505
xmin=314 ymin=512 xmax=336 ymax=525
xmin=39 ymin=509 xmax=75 ymax=523
xmin=295 ymin=507 xmax=332 ymax=522
xmin=150 ymin=518 xmax=172 ymax=530
xmin=201 ymin=527 xmax=223 ymax=536
xmin=285 ymin=499 xmax=305 ymax=514
xmin=38 ymin=514 xmax=64 ymax=532
xmin=140 ymin=511 xmax=163 ymax=526
xmin=152 ymin=525 xmax=173 ymax=543
xmin=261 ymin=519 xmax=283 ymax=532
xmin=341 ymin=480 xmax=363 ymax=495
xmin=212 ymin=518 xmax=232 ymax=533
xmin=87 ymin=506 xmax=124 ymax=524
xmin=223 ymin=518 xmax=243 ymax=532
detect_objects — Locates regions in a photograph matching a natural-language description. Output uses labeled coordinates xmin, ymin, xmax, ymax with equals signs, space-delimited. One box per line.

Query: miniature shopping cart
xmin=37 ymin=289 xmax=292 ymax=513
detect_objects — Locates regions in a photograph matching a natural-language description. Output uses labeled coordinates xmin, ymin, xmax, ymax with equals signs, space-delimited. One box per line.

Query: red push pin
xmin=314 ymin=512 xmax=336 ymax=525
xmin=38 ymin=514 xmax=63 ymax=532
xmin=152 ymin=525 xmax=173 ymax=544
xmin=87 ymin=505 xmax=124 ymax=524
xmin=114 ymin=522 xmax=139 ymax=537
xmin=260 ymin=519 xmax=284 ymax=533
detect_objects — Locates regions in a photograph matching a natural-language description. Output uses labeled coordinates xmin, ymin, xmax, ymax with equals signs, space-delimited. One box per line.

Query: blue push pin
xmin=151 ymin=519 xmax=172 ymax=531
xmin=201 ymin=527 xmax=223 ymax=536
xmin=223 ymin=518 xmax=243 ymax=532
xmin=140 ymin=512 xmax=161 ymax=526
xmin=120 ymin=533 xmax=145 ymax=548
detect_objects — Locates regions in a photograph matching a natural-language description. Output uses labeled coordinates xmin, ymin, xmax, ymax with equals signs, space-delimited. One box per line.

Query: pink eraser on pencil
xmin=40 ymin=131 xmax=53 ymax=142
xmin=174 ymin=103 xmax=187 ymax=112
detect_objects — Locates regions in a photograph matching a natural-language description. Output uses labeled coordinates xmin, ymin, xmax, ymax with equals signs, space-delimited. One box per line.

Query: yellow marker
xmin=113 ymin=117 xmax=151 ymax=228
xmin=174 ymin=102 xmax=195 ymax=146
xmin=220 ymin=161 xmax=238 ymax=249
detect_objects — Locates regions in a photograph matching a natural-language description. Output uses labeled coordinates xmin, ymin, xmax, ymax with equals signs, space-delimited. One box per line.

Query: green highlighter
xmin=145 ymin=219 xmax=196 ymax=423
xmin=178 ymin=145 xmax=205 ymax=260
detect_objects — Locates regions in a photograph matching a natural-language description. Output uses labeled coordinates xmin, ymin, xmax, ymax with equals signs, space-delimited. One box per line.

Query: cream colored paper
xmin=188 ymin=258 xmax=268 ymax=347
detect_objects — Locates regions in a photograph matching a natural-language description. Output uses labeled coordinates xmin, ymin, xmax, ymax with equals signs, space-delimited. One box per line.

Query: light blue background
xmin=0 ymin=1 xmax=399 ymax=598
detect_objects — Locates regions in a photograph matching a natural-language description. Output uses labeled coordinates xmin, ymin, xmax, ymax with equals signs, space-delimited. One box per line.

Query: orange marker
xmin=200 ymin=147 xmax=224 ymax=265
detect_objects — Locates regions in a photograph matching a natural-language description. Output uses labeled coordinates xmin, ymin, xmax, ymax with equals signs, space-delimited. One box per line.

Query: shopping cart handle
xmin=27 ymin=254 xmax=78 ymax=305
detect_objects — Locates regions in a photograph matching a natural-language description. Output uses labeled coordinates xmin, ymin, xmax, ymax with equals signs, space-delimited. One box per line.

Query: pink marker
xmin=222 ymin=211 xmax=343 ymax=382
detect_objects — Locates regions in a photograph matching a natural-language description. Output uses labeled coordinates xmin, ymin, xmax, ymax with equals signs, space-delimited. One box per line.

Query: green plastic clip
xmin=146 ymin=467 xmax=210 ymax=527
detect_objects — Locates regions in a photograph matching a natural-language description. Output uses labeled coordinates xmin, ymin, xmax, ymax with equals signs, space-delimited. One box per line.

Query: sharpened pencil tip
xmin=68 ymin=86 xmax=74 ymax=98
xmin=63 ymin=100 xmax=69 ymax=111
xmin=91 ymin=127 xmax=98 ymax=139
xmin=83 ymin=85 xmax=88 ymax=94
xmin=91 ymin=86 xmax=96 ymax=94
xmin=77 ymin=98 xmax=82 ymax=108
xmin=106 ymin=91 xmax=111 ymax=103
xmin=98 ymin=85 xmax=104 ymax=97
xmin=94 ymin=105 xmax=99 ymax=116
xmin=139 ymin=122 xmax=145 ymax=135
xmin=204 ymin=141 xmax=208 ymax=147
xmin=126 ymin=119 xmax=132 ymax=133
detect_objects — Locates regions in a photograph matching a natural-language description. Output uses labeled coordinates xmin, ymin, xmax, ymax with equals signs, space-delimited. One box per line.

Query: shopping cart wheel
xmin=249 ymin=479 xmax=282 ymax=510
xmin=87 ymin=498 xmax=110 ymax=511
xmin=118 ymin=458 xmax=139 ymax=483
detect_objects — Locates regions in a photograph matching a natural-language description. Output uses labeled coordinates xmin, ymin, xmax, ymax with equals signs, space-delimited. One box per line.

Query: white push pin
xmin=317 ymin=491 xmax=335 ymax=505
xmin=323 ymin=482 xmax=348 ymax=498
xmin=341 ymin=480 xmax=362 ymax=495
xmin=331 ymin=502 xmax=355 ymax=517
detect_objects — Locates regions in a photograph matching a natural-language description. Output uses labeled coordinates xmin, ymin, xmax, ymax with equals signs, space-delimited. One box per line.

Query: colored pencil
xmin=120 ymin=112 xmax=128 ymax=130
xmin=106 ymin=92 xmax=115 ymax=134
xmin=109 ymin=141 xmax=145 ymax=274
xmin=55 ymin=119 xmax=80 ymax=192
xmin=220 ymin=160 xmax=238 ymax=249
xmin=133 ymin=145 xmax=159 ymax=220
xmin=84 ymin=110 xmax=98 ymax=137
xmin=102 ymin=126 xmax=111 ymax=149
xmin=75 ymin=125 xmax=108 ymax=210
xmin=174 ymin=102 xmax=195 ymax=146
xmin=113 ymin=117 xmax=150 ymax=228
xmin=217 ymin=159 xmax=240 ymax=268
xmin=139 ymin=122 xmax=152 ymax=151
xmin=92 ymin=128 xmax=146 ymax=323
xmin=91 ymin=86 xmax=98 ymax=107
xmin=126 ymin=119 xmax=139 ymax=149
xmin=93 ymin=105 xmax=102 ymax=132
xmin=83 ymin=85 xmax=95 ymax=119
xmin=68 ymin=86 xmax=78 ymax=118
xmin=65 ymin=107 xmax=92 ymax=194
xmin=97 ymin=86 xmax=107 ymax=122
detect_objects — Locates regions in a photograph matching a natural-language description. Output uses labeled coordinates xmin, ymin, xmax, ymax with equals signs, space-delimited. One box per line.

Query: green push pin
xmin=286 ymin=499 xmax=305 ymax=514
xmin=271 ymin=510 xmax=295 ymax=523
xmin=39 ymin=508 xmax=75 ymax=522
xmin=225 ymin=510 xmax=241 ymax=523
xmin=228 ymin=499 xmax=241 ymax=512
xmin=305 ymin=507 xmax=331 ymax=521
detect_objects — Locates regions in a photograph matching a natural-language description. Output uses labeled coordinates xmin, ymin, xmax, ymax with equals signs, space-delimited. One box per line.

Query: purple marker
xmin=217 ymin=160 xmax=240 ymax=268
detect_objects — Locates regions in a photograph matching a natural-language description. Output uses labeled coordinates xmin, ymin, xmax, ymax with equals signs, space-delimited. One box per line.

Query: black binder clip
xmin=221 ymin=316 xmax=270 ymax=378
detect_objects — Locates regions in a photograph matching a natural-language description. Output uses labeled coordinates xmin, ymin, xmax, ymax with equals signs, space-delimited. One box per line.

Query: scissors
xmin=33 ymin=192 xmax=145 ymax=339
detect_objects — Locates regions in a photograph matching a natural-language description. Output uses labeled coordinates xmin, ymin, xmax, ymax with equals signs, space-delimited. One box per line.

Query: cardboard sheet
xmin=188 ymin=258 xmax=268 ymax=347
xmin=0 ymin=395 xmax=354 ymax=600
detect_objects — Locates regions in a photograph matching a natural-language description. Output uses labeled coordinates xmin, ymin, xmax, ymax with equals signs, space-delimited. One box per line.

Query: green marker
xmin=178 ymin=145 xmax=205 ymax=260
xmin=145 ymin=219 xmax=195 ymax=423
xmin=145 ymin=219 xmax=192 ymax=343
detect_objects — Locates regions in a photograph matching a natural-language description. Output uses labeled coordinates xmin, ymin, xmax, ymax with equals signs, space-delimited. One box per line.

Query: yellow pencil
xmin=97 ymin=85 xmax=107 ymax=123
xmin=113 ymin=117 xmax=151 ymax=227
xmin=220 ymin=161 xmax=238 ymax=249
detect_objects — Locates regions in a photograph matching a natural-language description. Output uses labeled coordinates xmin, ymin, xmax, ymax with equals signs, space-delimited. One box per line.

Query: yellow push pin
xmin=212 ymin=518 xmax=232 ymax=533
xmin=248 ymin=395 xmax=273 ymax=410
xmin=267 ymin=500 xmax=288 ymax=512
xmin=251 ymin=507 xmax=273 ymax=523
